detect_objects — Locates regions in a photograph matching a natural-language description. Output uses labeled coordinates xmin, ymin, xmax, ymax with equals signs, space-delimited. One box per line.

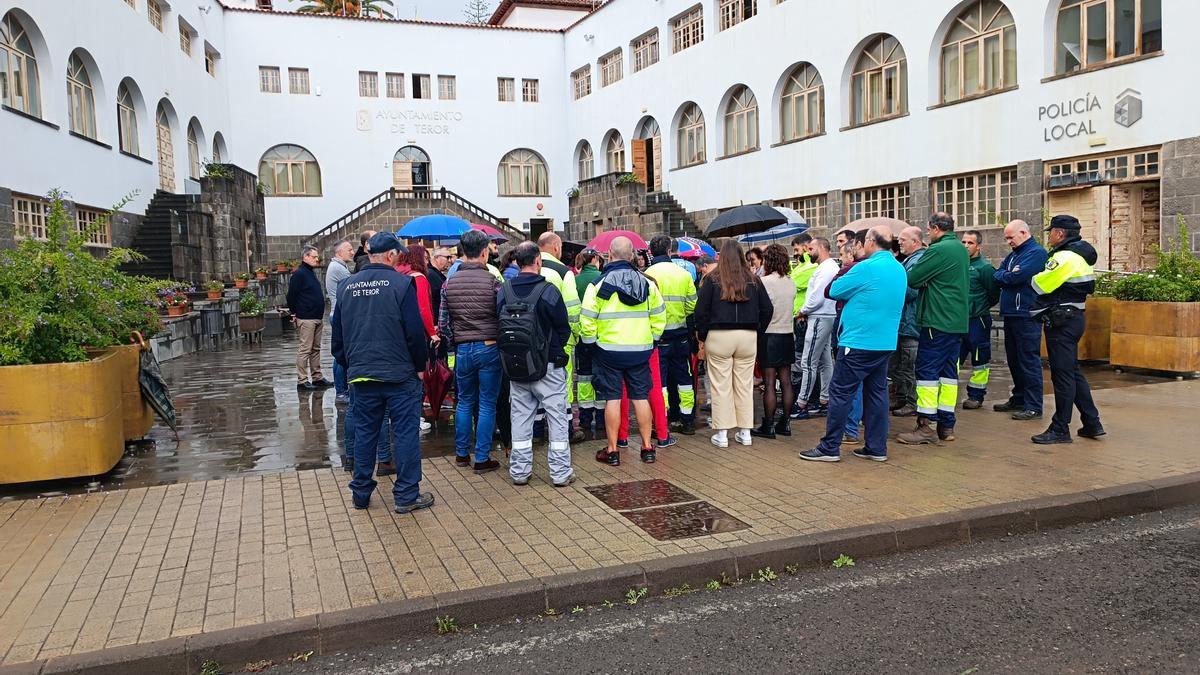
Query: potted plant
xmin=0 ymin=189 xmax=164 ymax=484
xmin=288 ymin=258 xmax=301 ymax=271
xmin=1109 ymin=216 xmax=1200 ymax=373
xmin=238 ymin=291 xmax=266 ymax=335
xmin=204 ymin=279 xmax=224 ymax=301
xmin=234 ymin=272 xmax=251 ymax=289
xmin=254 ymin=266 xmax=269 ymax=280
xmin=164 ymin=291 xmax=190 ymax=316
xmin=274 ymin=260 xmax=288 ymax=272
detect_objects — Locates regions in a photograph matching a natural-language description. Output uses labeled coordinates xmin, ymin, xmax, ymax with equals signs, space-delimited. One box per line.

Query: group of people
xmin=289 ymin=212 xmax=1105 ymax=513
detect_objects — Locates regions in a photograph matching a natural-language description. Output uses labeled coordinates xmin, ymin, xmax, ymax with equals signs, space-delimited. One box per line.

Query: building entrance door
xmin=633 ymin=117 xmax=663 ymax=191
xmin=156 ymin=105 xmax=175 ymax=193
xmin=393 ymin=145 xmax=431 ymax=191
xmin=1048 ymin=187 xmax=1108 ymax=269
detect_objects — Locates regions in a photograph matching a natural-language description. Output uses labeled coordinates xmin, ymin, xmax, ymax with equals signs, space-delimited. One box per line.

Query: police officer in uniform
xmin=1029 ymin=215 xmax=1106 ymax=445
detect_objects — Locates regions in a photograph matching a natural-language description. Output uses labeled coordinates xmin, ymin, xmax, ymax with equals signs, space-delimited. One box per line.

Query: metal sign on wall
xmin=1040 ymin=89 xmax=1142 ymax=142
xmin=356 ymin=109 xmax=464 ymax=135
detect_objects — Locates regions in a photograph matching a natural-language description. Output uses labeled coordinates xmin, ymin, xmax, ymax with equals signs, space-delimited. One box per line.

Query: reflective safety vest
xmin=580 ymin=277 xmax=666 ymax=356
xmin=789 ymin=253 xmax=818 ymax=314
xmin=1030 ymin=249 xmax=1095 ymax=316
xmin=644 ymin=260 xmax=696 ymax=338
xmin=540 ymin=252 xmax=581 ymax=339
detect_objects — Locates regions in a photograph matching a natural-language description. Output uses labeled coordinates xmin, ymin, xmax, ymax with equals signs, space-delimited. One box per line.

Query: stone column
xmin=1161 ymin=136 xmax=1200 ymax=254
xmin=908 ymin=176 xmax=931 ymax=225
xmin=825 ymin=189 xmax=844 ymax=230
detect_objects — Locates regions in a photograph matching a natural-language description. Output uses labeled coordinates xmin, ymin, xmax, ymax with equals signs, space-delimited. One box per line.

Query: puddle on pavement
xmin=586 ymin=479 xmax=750 ymax=540
xmin=586 ymin=479 xmax=699 ymax=510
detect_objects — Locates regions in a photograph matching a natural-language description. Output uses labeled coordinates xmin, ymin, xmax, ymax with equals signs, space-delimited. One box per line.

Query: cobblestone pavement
xmin=0 ymin=333 xmax=1194 ymax=665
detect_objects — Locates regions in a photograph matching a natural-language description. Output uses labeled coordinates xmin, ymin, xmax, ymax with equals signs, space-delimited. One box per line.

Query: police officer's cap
xmin=1046 ymin=215 xmax=1081 ymax=232
xmin=367 ymin=231 xmax=407 ymax=255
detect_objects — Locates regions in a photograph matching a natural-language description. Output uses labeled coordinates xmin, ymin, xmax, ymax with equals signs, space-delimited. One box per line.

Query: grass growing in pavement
xmin=625 ymin=587 xmax=648 ymax=605
xmin=705 ymin=580 xmax=721 ymax=590
xmin=200 ymin=660 xmax=222 ymax=675
xmin=833 ymin=554 xmax=855 ymax=568
xmin=436 ymin=615 xmax=460 ymax=634
xmin=751 ymin=567 xmax=779 ymax=582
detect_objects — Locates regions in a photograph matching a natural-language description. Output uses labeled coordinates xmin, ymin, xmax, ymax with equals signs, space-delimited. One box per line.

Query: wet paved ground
xmin=0 ymin=331 xmax=1173 ymax=502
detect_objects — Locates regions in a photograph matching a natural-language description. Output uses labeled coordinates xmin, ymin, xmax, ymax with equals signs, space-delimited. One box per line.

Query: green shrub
xmin=0 ymin=189 xmax=166 ymax=365
xmin=239 ymin=292 xmax=265 ymax=317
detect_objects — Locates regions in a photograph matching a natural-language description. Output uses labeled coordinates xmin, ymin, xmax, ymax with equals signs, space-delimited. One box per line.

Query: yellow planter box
xmin=0 ymin=349 xmax=126 ymax=484
xmin=1039 ymin=296 xmax=1113 ymax=361
xmin=1110 ymin=300 xmax=1200 ymax=373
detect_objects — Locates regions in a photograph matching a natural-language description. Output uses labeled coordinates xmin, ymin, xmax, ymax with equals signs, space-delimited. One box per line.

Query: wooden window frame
xmin=2 ymin=14 xmax=43 ymax=118
xmin=358 ymin=71 xmax=378 ymax=97
xmin=204 ymin=50 xmax=216 ymax=77
xmin=259 ymin=66 xmax=280 ymax=93
xmin=606 ymin=132 xmax=625 ymax=173
xmin=722 ymin=87 xmax=758 ymax=156
xmin=147 ymin=0 xmax=163 ymax=31
xmin=672 ymin=6 xmax=704 ymax=54
xmin=498 ymin=149 xmax=549 ymax=197
xmin=260 ymin=145 xmax=322 ymax=197
xmin=385 ymin=72 xmax=404 ymax=98
xmin=780 ymin=64 xmax=824 ymax=142
xmin=578 ymin=142 xmax=594 ymax=180
xmin=1045 ymin=146 xmax=1161 ymax=189
xmin=1055 ymin=0 xmax=1162 ymax=75
xmin=12 ymin=193 xmax=48 ymax=241
xmin=599 ymin=49 xmax=623 ymax=87
xmin=288 ymin=68 xmax=309 ymax=95
xmin=117 ymin=85 xmax=139 ymax=155
xmin=632 ymin=30 xmax=660 ymax=72
xmin=932 ymin=167 xmax=1018 ymax=227
xmin=845 ymin=183 xmax=911 ymax=223
xmin=67 ymin=54 xmax=97 ymax=139
xmin=850 ymin=35 xmax=908 ymax=127
xmin=718 ymin=0 xmax=756 ymax=31
xmin=75 ymin=206 xmax=112 ymax=248
xmin=571 ymin=66 xmax=591 ymax=100
xmin=497 ymin=77 xmax=514 ymax=102
xmin=940 ymin=0 xmax=1016 ymax=104
xmin=676 ymin=104 xmax=706 ymax=167
xmin=775 ymin=195 xmax=827 ymax=230
xmin=438 ymin=75 xmax=456 ymax=100
xmin=521 ymin=78 xmax=538 ymax=102
xmin=179 ymin=24 xmax=192 ymax=56
xmin=412 ymin=73 xmax=431 ymax=99
xmin=187 ymin=127 xmax=200 ymax=180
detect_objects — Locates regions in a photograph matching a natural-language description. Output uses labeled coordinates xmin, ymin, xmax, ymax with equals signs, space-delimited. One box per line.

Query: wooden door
xmin=156 ymin=115 xmax=175 ymax=192
xmin=393 ymin=160 xmax=413 ymax=190
xmin=631 ymin=139 xmax=648 ymax=186
xmin=651 ymin=137 xmax=663 ymax=191
xmin=1047 ymin=187 xmax=1109 ymax=269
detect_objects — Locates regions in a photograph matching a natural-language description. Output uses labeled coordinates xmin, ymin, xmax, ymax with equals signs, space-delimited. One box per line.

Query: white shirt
xmin=800 ymin=258 xmax=840 ymax=317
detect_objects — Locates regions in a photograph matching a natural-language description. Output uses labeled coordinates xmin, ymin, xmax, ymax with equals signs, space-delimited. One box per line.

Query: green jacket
xmin=967 ymin=254 xmax=1000 ymax=319
xmin=906 ymin=234 xmax=970 ymax=334
xmin=575 ymin=263 xmax=600 ymax=298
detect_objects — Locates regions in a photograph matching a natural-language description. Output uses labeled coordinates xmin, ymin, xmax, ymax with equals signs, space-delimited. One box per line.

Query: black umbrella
xmin=704 ymin=204 xmax=788 ymax=237
xmin=132 ymin=332 xmax=178 ymax=439
xmin=560 ymin=240 xmax=588 ymax=265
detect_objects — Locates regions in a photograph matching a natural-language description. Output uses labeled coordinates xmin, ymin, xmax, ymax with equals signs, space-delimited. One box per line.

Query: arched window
xmin=577 ymin=141 xmax=594 ymax=181
xmin=605 ymin=131 xmax=625 ymax=173
xmin=941 ymin=0 xmax=1016 ymax=103
xmin=780 ymin=63 xmax=823 ymax=142
xmin=212 ymin=133 xmax=225 ymax=163
xmin=1 ymin=12 xmax=41 ymax=117
xmin=497 ymin=149 xmax=549 ymax=196
xmin=67 ymin=52 xmax=96 ymax=139
xmin=851 ymin=34 xmax=907 ymax=126
xmin=258 ymin=144 xmax=321 ymax=196
xmin=723 ymin=86 xmax=758 ymax=156
xmin=187 ymin=124 xmax=200 ymax=179
xmin=117 ymin=83 xmax=138 ymax=155
xmin=676 ymin=103 xmax=705 ymax=167
xmin=1055 ymin=0 xmax=1162 ymax=75
xmin=636 ymin=117 xmax=660 ymax=140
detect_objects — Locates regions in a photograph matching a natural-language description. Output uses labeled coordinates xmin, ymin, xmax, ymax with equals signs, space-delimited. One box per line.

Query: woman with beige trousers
xmin=695 ymin=240 xmax=774 ymax=448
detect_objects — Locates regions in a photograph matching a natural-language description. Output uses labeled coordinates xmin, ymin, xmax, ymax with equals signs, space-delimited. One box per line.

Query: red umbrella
xmin=587 ymin=230 xmax=648 ymax=253
xmin=422 ymin=349 xmax=453 ymax=424
xmin=471 ymin=223 xmax=509 ymax=243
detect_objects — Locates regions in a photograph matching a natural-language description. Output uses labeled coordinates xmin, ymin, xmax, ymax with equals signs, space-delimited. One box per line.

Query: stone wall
xmin=0 ymin=187 xmax=12 ymax=250
xmin=266 ymin=235 xmax=309 ymax=267
xmin=191 ymin=167 xmax=269 ymax=281
xmin=566 ymin=173 xmax=651 ymax=242
xmin=1161 ymin=136 xmax=1200 ymax=255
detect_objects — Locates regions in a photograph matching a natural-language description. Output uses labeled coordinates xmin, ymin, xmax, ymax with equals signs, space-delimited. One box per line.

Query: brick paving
xmin=1 ymin=376 xmax=1197 ymax=665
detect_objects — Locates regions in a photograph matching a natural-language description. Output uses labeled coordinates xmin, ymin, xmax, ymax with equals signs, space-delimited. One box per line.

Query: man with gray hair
xmin=326 ymin=240 xmax=355 ymax=403
xmin=890 ymin=226 xmax=926 ymax=416
xmin=286 ymin=245 xmax=329 ymax=390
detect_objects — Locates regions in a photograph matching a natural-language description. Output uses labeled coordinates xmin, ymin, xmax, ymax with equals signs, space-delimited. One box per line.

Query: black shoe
xmin=395 ymin=492 xmax=435 ymax=513
xmin=749 ymin=417 xmax=776 ymax=439
xmin=774 ymin=418 xmax=792 ymax=436
xmin=454 ymin=455 xmax=471 ymax=468
xmin=1032 ymin=429 xmax=1073 ymax=445
xmin=993 ymin=401 xmax=1021 ymax=412
xmin=1078 ymin=424 xmax=1107 ymax=439
xmin=640 ymin=448 xmax=656 ymax=463
xmin=340 ymin=455 xmax=353 ymax=472
xmin=1011 ymin=410 xmax=1043 ymax=421
xmin=473 ymin=459 xmax=500 ymax=474
xmin=376 ymin=461 xmax=396 ymax=476
xmin=296 ymin=381 xmax=317 ymax=391
xmin=676 ymin=420 xmax=696 ymax=436
xmin=595 ymin=448 xmax=620 ymax=466
xmin=311 ymin=379 xmax=334 ymax=388
xmin=570 ymin=428 xmax=586 ymax=444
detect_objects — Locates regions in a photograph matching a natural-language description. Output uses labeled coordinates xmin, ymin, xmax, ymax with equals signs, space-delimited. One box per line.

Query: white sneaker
xmin=734 ymin=430 xmax=753 ymax=446
xmin=710 ymin=433 xmax=729 ymax=448
xmin=419 ymin=419 xmax=432 ymax=433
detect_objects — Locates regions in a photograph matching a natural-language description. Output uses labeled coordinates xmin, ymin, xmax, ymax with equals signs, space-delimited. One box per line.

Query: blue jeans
xmin=349 ymin=380 xmax=423 ymax=507
xmin=915 ymin=328 xmax=965 ymax=428
xmin=959 ymin=315 xmax=992 ymax=402
xmin=845 ymin=385 xmax=863 ymax=439
xmin=1003 ymin=315 xmax=1044 ymax=413
xmin=344 ymin=388 xmax=391 ymax=465
xmin=333 ymin=360 xmax=348 ymax=397
xmin=454 ymin=342 xmax=502 ymax=464
xmin=817 ymin=348 xmax=891 ymax=457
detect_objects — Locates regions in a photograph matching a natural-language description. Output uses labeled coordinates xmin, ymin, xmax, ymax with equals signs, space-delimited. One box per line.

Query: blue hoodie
xmin=994 ymin=238 xmax=1049 ymax=318
xmin=828 ymin=250 xmax=907 ymax=352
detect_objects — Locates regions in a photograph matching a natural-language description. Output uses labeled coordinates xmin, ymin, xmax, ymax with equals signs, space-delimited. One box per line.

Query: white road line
xmin=340 ymin=517 xmax=1199 ymax=674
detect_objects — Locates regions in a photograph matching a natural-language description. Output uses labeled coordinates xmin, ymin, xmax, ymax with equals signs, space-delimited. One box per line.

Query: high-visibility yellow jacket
xmin=580 ymin=261 xmax=666 ymax=364
xmin=540 ymin=252 xmax=581 ymax=340
xmin=644 ymin=257 xmax=697 ymax=339
xmin=789 ymin=253 xmax=817 ymax=314
xmin=1031 ymin=237 xmax=1097 ymax=316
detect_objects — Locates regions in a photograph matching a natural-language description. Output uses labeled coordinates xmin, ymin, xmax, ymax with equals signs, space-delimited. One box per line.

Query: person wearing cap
xmin=1029 ymin=215 xmax=1105 ymax=445
xmin=992 ymin=219 xmax=1050 ymax=421
xmin=332 ymin=231 xmax=434 ymax=514
xmin=898 ymin=212 xmax=970 ymax=446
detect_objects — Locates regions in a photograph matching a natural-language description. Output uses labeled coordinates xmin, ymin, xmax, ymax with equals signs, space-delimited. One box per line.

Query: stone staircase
xmin=120 ymin=191 xmax=197 ymax=280
xmin=641 ymin=191 xmax=695 ymax=238
xmin=303 ymin=187 xmax=525 ymax=255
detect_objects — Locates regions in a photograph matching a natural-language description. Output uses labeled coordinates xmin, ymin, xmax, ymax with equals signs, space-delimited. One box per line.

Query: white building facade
xmin=1 ymin=0 xmax=1195 ymax=267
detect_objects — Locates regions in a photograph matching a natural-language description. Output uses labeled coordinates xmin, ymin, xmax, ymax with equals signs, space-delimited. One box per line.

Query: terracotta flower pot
xmin=166 ymin=305 xmax=187 ymax=317
xmin=255 ymin=272 xmax=267 ymax=280
xmin=206 ymin=290 xmax=222 ymax=301
xmin=275 ymin=264 xmax=287 ymax=272
xmin=235 ymin=279 xmax=248 ymax=289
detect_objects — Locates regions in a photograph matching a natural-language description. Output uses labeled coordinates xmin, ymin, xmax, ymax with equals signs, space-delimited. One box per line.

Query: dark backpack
xmin=498 ymin=281 xmax=551 ymax=382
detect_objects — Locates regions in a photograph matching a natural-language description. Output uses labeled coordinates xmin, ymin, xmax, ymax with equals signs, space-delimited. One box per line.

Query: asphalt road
xmin=271 ymin=506 xmax=1200 ymax=674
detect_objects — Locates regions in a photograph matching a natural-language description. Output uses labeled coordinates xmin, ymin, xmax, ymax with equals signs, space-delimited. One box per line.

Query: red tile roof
xmin=487 ymin=0 xmax=601 ymax=26
xmin=217 ymin=2 xmax=564 ymax=33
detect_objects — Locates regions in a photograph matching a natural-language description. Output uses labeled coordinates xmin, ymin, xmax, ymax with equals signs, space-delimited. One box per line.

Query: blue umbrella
xmin=396 ymin=214 xmax=470 ymax=240
xmin=738 ymin=223 xmax=809 ymax=244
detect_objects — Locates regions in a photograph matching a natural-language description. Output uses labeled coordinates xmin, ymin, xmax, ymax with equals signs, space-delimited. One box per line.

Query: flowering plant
xmin=204 ymin=279 xmax=224 ymax=292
